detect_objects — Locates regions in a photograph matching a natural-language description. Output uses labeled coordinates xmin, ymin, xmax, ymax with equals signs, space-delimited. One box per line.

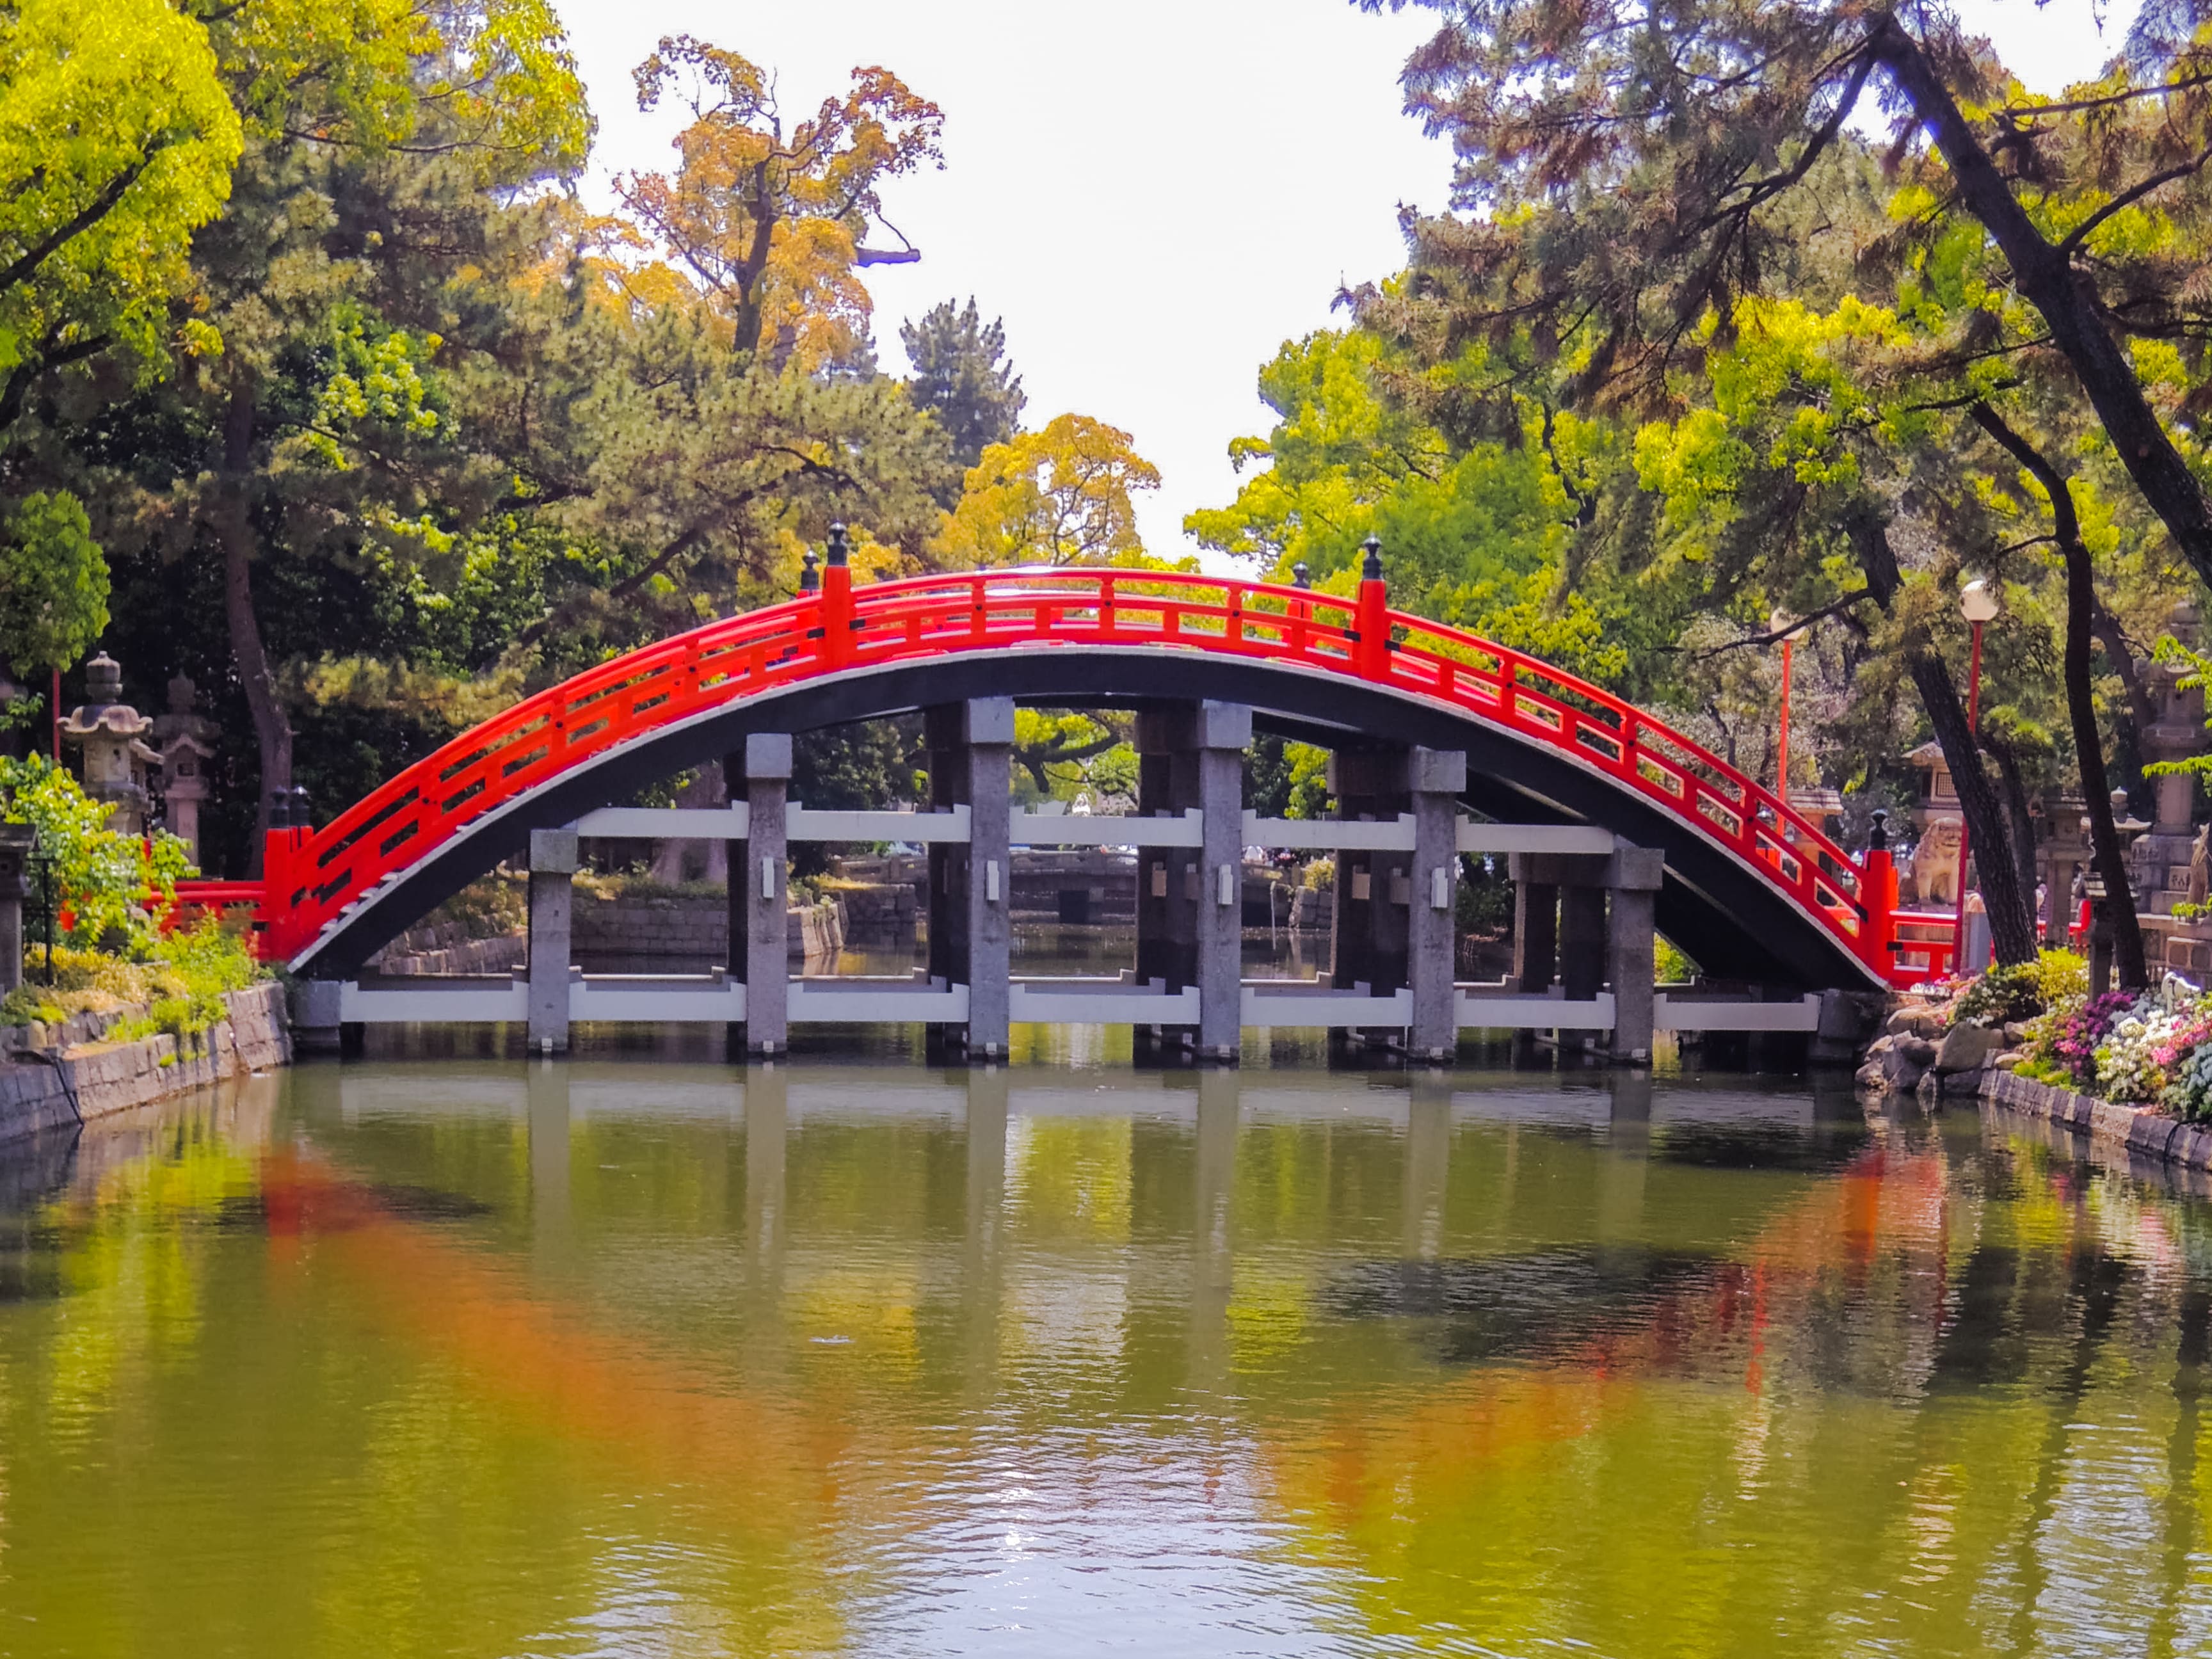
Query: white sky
xmin=550 ymin=0 xmax=2141 ymax=568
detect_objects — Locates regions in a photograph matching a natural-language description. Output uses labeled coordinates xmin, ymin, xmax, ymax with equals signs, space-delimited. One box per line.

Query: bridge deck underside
xmin=293 ymin=648 xmax=1879 ymax=993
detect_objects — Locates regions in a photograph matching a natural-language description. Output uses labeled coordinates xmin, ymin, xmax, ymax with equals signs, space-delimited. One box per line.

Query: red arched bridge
xmin=179 ymin=561 xmax=1919 ymax=991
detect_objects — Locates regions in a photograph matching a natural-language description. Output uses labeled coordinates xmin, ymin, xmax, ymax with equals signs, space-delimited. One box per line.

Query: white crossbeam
xmin=1241 ymin=986 xmax=1414 ymax=1027
xmin=1010 ymin=979 xmax=1202 ymax=1023
xmin=339 ymin=977 xmax=529 ymax=1023
xmin=571 ymin=975 xmax=745 ymax=1023
xmin=1655 ymin=993 xmax=1821 ymax=1032
xmin=788 ymin=805 xmax=971 ymax=843
xmin=1455 ymin=822 xmax=1617 ymax=855
xmin=1455 ymin=990 xmax=1617 ymax=1030
xmin=787 ymin=978 xmax=970 ymax=1023
xmin=1242 ymin=813 xmax=1416 ymax=851
xmin=574 ymin=805 xmax=749 ymax=839
xmin=1011 ymin=809 xmax=1205 ymax=847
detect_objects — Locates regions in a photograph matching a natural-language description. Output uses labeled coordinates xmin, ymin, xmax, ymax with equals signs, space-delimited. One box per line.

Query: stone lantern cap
xmin=60 ymin=652 xmax=152 ymax=742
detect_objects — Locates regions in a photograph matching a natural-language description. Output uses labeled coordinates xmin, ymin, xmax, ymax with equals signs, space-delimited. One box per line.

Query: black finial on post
xmin=1867 ymin=808 xmax=1888 ymax=851
xmin=1292 ymin=562 xmax=1311 ymax=589
xmin=826 ymin=523 xmax=849 ymax=568
xmin=268 ymin=789 xmax=292 ymax=830
xmin=799 ymin=549 xmax=820 ymax=593
xmin=287 ymin=785 xmax=311 ymax=831
xmin=1360 ymin=536 xmax=1384 ymax=582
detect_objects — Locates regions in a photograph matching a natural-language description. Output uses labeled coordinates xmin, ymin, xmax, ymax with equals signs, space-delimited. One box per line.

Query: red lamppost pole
xmin=1953 ymin=579 xmax=2000 ymax=972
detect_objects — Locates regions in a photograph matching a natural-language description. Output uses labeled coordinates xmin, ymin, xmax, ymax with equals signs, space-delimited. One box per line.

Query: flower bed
xmin=1998 ymin=965 xmax=2212 ymax=1121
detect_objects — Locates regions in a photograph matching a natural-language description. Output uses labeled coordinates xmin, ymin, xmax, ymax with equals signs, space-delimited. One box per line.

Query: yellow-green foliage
xmin=3 ymin=920 xmax=263 ymax=1039
xmin=2033 ymin=949 xmax=2089 ymax=1007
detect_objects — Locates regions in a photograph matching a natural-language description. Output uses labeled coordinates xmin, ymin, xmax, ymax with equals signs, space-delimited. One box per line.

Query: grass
xmin=3 ymin=920 xmax=267 ymax=1043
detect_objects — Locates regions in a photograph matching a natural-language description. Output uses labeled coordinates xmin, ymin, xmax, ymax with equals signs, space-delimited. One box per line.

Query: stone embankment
xmin=1978 ymin=1068 xmax=2212 ymax=1175
xmin=1855 ymin=993 xmax=2212 ymax=1177
xmin=1855 ymin=1000 xmax=2026 ymax=1102
xmin=0 ymin=983 xmax=290 ymax=1143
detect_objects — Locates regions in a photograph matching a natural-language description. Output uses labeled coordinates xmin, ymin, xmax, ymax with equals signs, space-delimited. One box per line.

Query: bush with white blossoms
xmin=2021 ymin=971 xmax=2212 ymax=1119
xmin=2094 ymin=1007 xmax=2181 ymax=1105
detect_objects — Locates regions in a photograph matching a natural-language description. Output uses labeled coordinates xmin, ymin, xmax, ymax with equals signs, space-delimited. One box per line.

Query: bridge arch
xmin=236 ymin=569 xmax=1893 ymax=989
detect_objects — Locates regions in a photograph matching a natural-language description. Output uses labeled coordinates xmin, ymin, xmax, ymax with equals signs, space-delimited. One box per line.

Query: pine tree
xmin=901 ymin=299 xmax=1025 ymax=478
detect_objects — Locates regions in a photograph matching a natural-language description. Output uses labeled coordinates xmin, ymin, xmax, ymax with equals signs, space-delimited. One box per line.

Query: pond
xmin=0 ymin=1045 xmax=2201 ymax=1656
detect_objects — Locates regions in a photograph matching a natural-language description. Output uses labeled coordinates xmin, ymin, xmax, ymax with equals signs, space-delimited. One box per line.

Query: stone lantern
xmin=2133 ymin=598 xmax=2208 ymax=922
xmin=58 ymin=653 xmax=159 ymax=833
xmin=0 ymin=822 xmax=31 ymax=995
xmin=151 ymin=675 xmax=218 ymax=868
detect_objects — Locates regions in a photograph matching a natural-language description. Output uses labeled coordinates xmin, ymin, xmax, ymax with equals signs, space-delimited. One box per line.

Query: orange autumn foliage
xmin=616 ymin=36 xmax=943 ymax=370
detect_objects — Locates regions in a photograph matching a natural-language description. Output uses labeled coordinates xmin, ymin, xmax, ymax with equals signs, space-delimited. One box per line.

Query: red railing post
xmin=820 ymin=523 xmax=854 ymax=669
xmin=1861 ymin=809 xmax=1898 ymax=980
xmin=1355 ymin=536 xmax=1389 ymax=680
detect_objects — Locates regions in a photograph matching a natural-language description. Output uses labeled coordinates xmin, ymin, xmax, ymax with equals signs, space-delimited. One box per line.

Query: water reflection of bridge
xmin=11 ymin=1068 xmax=2209 ymax=1653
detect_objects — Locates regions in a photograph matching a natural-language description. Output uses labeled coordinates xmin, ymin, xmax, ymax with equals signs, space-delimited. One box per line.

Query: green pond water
xmin=0 ymin=1044 xmax=2206 ymax=1657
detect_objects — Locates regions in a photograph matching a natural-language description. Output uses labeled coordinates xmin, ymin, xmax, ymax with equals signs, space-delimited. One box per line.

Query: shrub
xmin=1 ymin=919 xmax=262 ymax=1037
xmin=2029 ymin=990 xmax=2138 ymax=1088
xmin=2169 ymin=1045 xmax=2212 ymax=1121
xmin=0 ymin=755 xmax=192 ymax=947
xmin=2096 ymin=1006 xmax=2178 ymax=1103
xmin=1952 ymin=962 xmax=2046 ymax=1028
xmin=2033 ymin=949 xmax=2089 ymax=1007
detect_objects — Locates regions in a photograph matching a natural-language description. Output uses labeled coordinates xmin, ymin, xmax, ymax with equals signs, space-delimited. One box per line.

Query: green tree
xmin=901 ymin=298 xmax=1024 ymax=481
xmin=0 ymin=0 xmax=239 ymax=433
xmin=102 ymin=0 xmax=591 ymax=849
xmin=0 ymin=491 xmax=108 ymax=680
xmin=1363 ymin=0 xmax=2212 ymax=593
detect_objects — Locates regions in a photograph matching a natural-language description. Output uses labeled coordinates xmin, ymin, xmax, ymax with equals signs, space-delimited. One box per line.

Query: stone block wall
xmin=0 ymin=982 xmax=291 ymax=1144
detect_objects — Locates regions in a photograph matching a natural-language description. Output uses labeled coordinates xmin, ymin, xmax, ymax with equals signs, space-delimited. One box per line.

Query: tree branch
xmin=2056 ymin=144 xmax=2212 ymax=257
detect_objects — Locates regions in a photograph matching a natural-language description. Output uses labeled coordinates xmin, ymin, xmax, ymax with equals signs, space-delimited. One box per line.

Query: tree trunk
xmin=1904 ymin=650 xmax=2041 ymax=966
xmin=216 ymin=383 xmax=291 ymax=870
xmin=1847 ymin=502 xmax=2040 ymax=965
xmin=1971 ymin=404 xmax=2150 ymax=986
xmin=1869 ymin=20 xmax=2212 ymax=588
xmin=2090 ymin=601 xmax=2155 ymax=755
xmin=1987 ymin=735 xmax=2042 ymax=928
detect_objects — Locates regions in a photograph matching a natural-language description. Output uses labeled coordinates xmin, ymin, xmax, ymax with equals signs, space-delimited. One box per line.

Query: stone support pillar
xmin=1408 ymin=748 xmax=1466 ymax=1062
xmin=1603 ymin=839 xmax=1664 ymax=1065
xmin=1330 ymin=748 xmax=1413 ymax=1049
xmin=1513 ymin=879 xmax=1559 ymax=993
xmin=1134 ymin=709 xmax=1201 ymax=1040
xmin=731 ymin=733 xmax=792 ymax=1057
xmin=1510 ymin=849 xmax=1612 ymax=1054
xmin=526 ymin=827 xmax=577 ymax=1054
xmin=290 ymin=977 xmax=345 ymax=1057
xmin=926 ymin=699 xmax=1013 ymax=1060
xmin=1134 ymin=701 xmax=1247 ymax=1057
xmin=1194 ymin=703 xmax=1249 ymax=1062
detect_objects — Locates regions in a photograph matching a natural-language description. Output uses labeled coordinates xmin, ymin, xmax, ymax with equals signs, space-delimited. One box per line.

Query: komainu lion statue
xmin=1904 ymin=817 xmax=1964 ymax=908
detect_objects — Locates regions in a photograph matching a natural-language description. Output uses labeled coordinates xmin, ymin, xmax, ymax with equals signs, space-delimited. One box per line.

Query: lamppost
xmin=1770 ymin=609 xmax=1795 ymax=799
xmin=1953 ymin=579 xmax=2000 ymax=970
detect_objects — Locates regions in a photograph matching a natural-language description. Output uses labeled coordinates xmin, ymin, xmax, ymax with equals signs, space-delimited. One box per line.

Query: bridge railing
xmin=196 ymin=565 xmax=1911 ymax=980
